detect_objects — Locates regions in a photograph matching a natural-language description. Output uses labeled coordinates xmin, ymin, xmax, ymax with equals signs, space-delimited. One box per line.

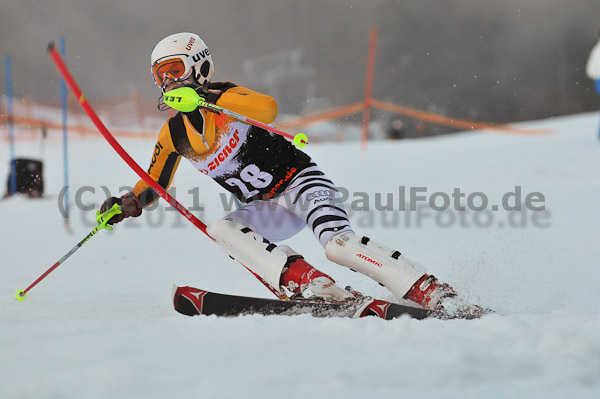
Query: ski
xmin=171 ymin=285 xmax=471 ymax=320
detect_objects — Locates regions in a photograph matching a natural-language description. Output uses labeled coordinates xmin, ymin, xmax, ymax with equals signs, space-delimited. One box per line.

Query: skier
xmin=100 ymin=32 xmax=479 ymax=314
xmin=587 ymin=32 xmax=600 ymax=139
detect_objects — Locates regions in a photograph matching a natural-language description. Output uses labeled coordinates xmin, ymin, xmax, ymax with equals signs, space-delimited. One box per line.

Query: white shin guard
xmin=207 ymin=219 xmax=288 ymax=294
xmin=325 ymin=233 xmax=426 ymax=300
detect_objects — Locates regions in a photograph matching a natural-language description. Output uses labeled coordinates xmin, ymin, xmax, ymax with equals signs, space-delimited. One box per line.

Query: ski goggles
xmin=151 ymin=56 xmax=192 ymax=88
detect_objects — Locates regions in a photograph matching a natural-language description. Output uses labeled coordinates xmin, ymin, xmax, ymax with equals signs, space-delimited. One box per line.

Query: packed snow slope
xmin=1 ymin=112 xmax=600 ymax=398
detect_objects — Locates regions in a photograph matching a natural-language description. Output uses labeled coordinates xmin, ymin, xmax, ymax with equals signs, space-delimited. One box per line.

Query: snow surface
xmin=1 ymin=112 xmax=600 ymax=398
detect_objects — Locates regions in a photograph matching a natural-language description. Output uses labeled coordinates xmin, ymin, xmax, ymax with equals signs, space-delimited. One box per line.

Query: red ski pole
xmin=16 ymin=204 xmax=122 ymax=301
xmin=47 ymin=42 xmax=207 ymax=235
xmin=46 ymin=42 xmax=285 ymax=300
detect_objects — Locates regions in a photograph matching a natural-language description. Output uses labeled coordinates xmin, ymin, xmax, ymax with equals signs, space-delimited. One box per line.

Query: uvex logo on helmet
xmin=185 ymin=37 xmax=196 ymax=51
xmin=192 ymin=48 xmax=210 ymax=63
xmin=208 ymin=130 xmax=240 ymax=170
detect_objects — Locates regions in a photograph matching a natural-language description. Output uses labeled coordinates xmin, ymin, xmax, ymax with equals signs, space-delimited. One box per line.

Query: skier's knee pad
xmin=325 ymin=233 xmax=426 ymax=299
xmin=207 ymin=218 xmax=288 ymax=292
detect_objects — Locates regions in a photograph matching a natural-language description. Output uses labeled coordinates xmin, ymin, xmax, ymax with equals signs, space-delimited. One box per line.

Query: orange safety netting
xmin=1 ymin=97 xmax=551 ymax=141
xmin=275 ymin=99 xmax=550 ymax=136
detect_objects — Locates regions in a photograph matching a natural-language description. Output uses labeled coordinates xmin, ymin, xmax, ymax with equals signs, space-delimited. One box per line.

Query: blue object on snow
xmin=596 ymin=79 xmax=600 ymax=140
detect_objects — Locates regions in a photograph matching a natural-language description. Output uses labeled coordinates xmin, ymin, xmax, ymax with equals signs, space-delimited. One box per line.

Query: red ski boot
xmin=403 ymin=274 xmax=456 ymax=310
xmin=404 ymin=274 xmax=487 ymax=317
xmin=281 ymin=256 xmax=354 ymax=301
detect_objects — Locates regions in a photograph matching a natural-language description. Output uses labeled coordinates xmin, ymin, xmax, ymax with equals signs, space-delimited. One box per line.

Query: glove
xmin=182 ymin=83 xmax=222 ymax=104
xmin=99 ymin=192 xmax=142 ymax=225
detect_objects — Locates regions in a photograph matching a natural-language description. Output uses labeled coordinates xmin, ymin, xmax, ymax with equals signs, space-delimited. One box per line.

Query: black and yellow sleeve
xmin=132 ymin=122 xmax=181 ymax=208
xmin=216 ymin=86 xmax=278 ymax=124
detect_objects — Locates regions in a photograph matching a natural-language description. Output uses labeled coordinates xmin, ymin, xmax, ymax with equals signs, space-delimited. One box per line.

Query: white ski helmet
xmin=151 ymin=32 xmax=215 ymax=90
